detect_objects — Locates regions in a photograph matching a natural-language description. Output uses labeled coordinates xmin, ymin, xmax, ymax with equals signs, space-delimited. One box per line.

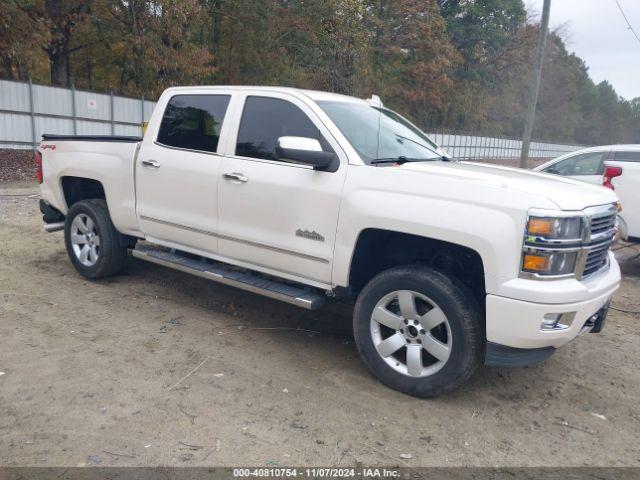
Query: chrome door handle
xmin=223 ymin=172 xmax=248 ymax=183
xmin=141 ymin=159 xmax=161 ymax=168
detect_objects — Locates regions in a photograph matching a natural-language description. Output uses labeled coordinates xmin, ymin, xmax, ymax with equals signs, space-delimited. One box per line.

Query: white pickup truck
xmin=37 ymin=86 xmax=621 ymax=397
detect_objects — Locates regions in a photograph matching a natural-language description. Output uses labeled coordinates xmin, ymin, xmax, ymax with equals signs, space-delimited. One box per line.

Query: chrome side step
xmin=130 ymin=244 xmax=326 ymax=310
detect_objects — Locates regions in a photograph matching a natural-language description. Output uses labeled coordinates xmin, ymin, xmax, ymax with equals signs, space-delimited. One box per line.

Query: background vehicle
xmin=36 ymin=86 xmax=620 ymax=397
xmin=534 ymin=147 xmax=609 ymax=184
xmin=535 ymin=145 xmax=640 ymax=242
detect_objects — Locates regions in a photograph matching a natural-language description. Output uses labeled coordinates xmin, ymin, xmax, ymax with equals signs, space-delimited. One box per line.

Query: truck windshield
xmin=317 ymin=100 xmax=444 ymax=165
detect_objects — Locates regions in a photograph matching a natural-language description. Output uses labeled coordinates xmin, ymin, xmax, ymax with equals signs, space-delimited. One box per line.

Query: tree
xmin=1 ymin=0 xmax=638 ymax=144
xmin=8 ymin=0 xmax=94 ymax=86
xmin=0 ymin=3 xmax=46 ymax=80
xmin=94 ymin=0 xmax=214 ymax=96
xmin=365 ymin=0 xmax=459 ymax=125
xmin=436 ymin=0 xmax=531 ymax=131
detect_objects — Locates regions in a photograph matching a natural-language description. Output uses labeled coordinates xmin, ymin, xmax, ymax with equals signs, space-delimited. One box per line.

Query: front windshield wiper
xmin=392 ymin=134 xmax=451 ymax=162
xmin=370 ymin=156 xmax=438 ymax=165
xmin=394 ymin=134 xmax=441 ymax=155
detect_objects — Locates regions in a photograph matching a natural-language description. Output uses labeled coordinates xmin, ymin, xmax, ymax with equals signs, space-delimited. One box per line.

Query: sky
xmin=526 ymin=0 xmax=640 ymax=100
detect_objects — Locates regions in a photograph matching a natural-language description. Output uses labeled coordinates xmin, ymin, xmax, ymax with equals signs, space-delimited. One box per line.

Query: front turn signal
xmin=523 ymin=254 xmax=549 ymax=272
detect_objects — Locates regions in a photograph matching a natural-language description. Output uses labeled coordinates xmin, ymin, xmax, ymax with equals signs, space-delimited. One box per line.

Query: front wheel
xmin=64 ymin=199 xmax=128 ymax=279
xmin=353 ymin=265 xmax=484 ymax=398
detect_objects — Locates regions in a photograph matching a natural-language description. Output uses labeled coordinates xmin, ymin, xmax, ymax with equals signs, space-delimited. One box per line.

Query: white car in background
xmin=535 ymin=145 xmax=640 ymax=243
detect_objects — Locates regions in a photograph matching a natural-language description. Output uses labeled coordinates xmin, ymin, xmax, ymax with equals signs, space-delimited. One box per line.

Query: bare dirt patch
xmin=0 ymin=149 xmax=37 ymax=182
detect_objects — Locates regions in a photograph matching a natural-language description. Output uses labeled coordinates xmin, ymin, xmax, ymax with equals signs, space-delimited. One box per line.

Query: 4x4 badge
xmin=296 ymin=229 xmax=325 ymax=242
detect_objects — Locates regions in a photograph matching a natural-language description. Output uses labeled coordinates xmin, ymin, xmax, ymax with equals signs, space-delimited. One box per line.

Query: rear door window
xmin=157 ymin=94 xmax=231 ymax=153
xmin=613 ymin=151 xmax=640 ymax=162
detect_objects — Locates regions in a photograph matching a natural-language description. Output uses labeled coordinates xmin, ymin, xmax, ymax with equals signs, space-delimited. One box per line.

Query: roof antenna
xmin=368 ymin=94 xmax=383 ymax=107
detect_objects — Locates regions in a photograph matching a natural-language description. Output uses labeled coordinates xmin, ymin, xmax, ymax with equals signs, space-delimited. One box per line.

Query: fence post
xmin=451 ymin=132 xmax=456 ymax=159
xmin=453 ymin=131 xmax=459 ymax=159
xmin=71 ymin=83 xmax=77 ymax=135
xmin=28 ymin=78 xmax=36 ymax=150
xmin=110 ymin=90 xmax=115 ymax=135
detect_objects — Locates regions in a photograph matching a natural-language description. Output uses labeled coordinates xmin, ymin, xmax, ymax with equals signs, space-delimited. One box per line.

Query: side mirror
xmin=275 ymin=136 xmax=336 ymax=170
xmin=545 ymin=167 xmax=559 ymax=175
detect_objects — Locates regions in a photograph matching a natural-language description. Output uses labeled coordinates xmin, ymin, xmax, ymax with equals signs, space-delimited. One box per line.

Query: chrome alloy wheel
xmin=70 ymin=213 xmax=100 ymax=267
xmin=370 ymin=290 xmax=452 ymax=378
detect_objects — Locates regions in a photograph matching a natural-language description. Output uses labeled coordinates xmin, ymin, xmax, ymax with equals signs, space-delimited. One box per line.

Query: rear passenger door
xmin=136 ymin=93 xmax=232 ymax=253
xmin=217 ymin=93 xmax=347 ymax=286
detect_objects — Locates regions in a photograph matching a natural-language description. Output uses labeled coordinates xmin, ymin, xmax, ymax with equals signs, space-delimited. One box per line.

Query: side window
xmin=545 ymin=157 xmax=576 ymax=175
xmin=235 ymin=96 xmax=330 ymax=161
xmin=571 ymin=152 xmax=605 ymax=175
xmin=614 ymin=151 xmax=640 ymax=162
xmin=157 ymin=94 xmax=230 ymax=153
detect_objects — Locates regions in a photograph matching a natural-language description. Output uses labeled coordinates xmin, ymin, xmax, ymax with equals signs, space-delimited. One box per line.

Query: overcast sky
xmin=526 ymin=0 xmax=640 ymax=100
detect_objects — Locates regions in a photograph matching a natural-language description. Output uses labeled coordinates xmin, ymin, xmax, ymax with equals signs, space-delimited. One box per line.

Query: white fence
xmin=427 ymin=132 xmax=584 ymax=161
xmin=0 ymin=79 xmax=584 ymax=159
xmin=0 ymin=79 xmax=155 ymax=149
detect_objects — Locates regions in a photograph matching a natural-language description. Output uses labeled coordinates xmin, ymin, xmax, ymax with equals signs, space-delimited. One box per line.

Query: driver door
xmin=216 ymin=93 xmax=347 ymax=286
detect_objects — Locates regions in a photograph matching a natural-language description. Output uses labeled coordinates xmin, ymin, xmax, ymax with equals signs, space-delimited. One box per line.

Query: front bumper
xmin=485 ymin=254 xmax=620 ymax=353
xmin=485 ymin=302 xmax=610 ymax=367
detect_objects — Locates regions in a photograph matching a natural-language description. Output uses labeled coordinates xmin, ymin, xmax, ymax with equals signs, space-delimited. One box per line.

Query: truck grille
xmin=581 ymin=210 xmax=617 ymax=278
xmin=590 ymin=213 xmax=616 ymax=235
xmin=583 ymin=242 xmax=611 ymax=277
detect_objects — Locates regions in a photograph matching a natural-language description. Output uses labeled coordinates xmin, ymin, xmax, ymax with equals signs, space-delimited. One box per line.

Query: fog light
xmin=541 ymin=312 xmax=576 ymax=331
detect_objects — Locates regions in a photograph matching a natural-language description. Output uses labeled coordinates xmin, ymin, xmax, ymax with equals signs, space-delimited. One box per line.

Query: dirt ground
xmin=1 ymin=180 xmax=639 ymax=468
xmin=0 ymin=150 xmax=37 ymax=183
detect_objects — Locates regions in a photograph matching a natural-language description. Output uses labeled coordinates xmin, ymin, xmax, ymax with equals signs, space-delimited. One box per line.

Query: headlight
xmin=521 ymin=211 xmax=584 ymax=279
xmin=521 ymin=206 xmax=617 ymax=280
xmin=522 ymin=250 xmax=578 ymax=276
xmin=526 ymin=216 xmax=582 ymax=240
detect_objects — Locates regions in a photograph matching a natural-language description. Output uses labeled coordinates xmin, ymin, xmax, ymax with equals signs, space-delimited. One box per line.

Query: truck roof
xmin=161 ymin=85 xmax=369 ymax=104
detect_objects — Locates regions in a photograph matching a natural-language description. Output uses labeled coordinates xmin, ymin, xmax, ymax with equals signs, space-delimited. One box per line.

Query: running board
xmin=130 ymin=244 xmax=326 ymax=310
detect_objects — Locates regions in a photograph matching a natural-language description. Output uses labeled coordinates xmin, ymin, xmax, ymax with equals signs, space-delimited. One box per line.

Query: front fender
xmin=331 ymin=187 xmax=534 ymax=296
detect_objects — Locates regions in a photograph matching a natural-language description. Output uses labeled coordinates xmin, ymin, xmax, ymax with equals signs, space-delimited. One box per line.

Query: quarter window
xmin=235 ymin=96 xmax=330 ymax=161
xmin=613 ymin=151 xmax=640 ymax=162
xmin=157 ymin=95 xmax=230 ymax=153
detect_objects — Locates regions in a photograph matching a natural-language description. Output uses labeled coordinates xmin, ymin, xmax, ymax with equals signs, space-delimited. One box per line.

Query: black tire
xmin=64 ymin=199 xmax=127 ymax=279
xmin=353 ymin=265 xmax=483 ymax=398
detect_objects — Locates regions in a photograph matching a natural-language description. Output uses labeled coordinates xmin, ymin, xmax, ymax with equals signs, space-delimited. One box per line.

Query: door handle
xmin=141 ymin=159 xmax=161 ymax=168
xmin=223 ymin=172 xmax=248 ymax=183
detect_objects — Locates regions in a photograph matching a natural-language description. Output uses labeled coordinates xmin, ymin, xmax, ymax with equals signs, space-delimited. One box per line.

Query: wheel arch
xmin=61 ymin=176 xmax=106 ymax=209
xmin=346 ymin=228 xmax=487 ymax=309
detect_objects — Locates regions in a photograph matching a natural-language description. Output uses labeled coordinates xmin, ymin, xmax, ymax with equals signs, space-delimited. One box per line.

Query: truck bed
xmin=39 ymin=133 xmax=142 ymax=237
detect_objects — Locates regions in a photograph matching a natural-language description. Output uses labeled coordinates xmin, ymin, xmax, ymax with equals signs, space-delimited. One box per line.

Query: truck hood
xmin=399 ymin=161 xmax=617 ymax=211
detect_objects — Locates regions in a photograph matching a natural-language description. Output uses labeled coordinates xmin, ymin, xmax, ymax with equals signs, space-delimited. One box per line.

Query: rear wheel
xmin=64 ymin=199 xmax=127 ymax=279
xmin=353 ymin=265 xmax=483 ymax=397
